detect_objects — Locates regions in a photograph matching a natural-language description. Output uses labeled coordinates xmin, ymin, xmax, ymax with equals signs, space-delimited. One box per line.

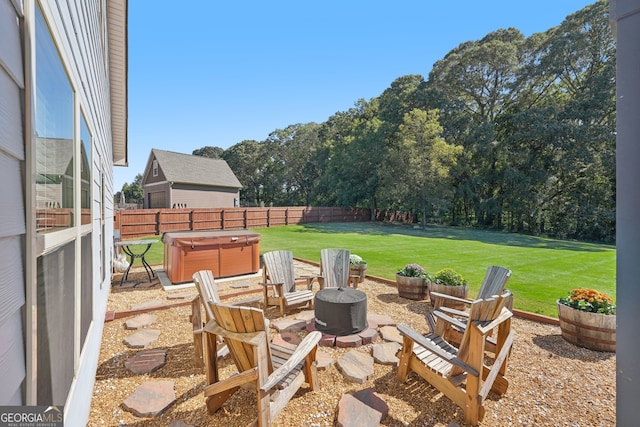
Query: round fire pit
xmin=314 ymin=287 xmax=368 ymax=336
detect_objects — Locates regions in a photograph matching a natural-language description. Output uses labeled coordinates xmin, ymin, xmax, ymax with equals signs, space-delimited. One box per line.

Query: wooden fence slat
xmin=114 ymin=206 xmax=413 ymax=239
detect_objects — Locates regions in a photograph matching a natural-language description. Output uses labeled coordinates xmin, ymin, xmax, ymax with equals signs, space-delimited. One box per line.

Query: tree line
xmin=120 ymin=1 xmax=615 ymax=242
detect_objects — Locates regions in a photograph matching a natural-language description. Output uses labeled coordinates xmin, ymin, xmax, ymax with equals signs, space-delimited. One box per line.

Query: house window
xmin=153 ymin=159 xmax=158 ymax=177
xmin=32 ymin=3 xmax=95 ymax=405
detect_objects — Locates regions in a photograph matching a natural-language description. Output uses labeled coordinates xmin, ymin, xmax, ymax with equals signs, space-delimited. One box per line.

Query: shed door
xmin=148 ymin=191 xmax=166 ymax=208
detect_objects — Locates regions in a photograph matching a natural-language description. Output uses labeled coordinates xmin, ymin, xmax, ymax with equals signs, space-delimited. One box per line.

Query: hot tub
xmin=162 ymin=230 xmax=260 ymax=283
xmin=314 ymin=287 xmax=368 ymax=336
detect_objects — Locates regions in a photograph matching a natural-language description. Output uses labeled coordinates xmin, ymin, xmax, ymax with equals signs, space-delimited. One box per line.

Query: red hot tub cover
xmin=314 ymin=287 xmax=368 ymax=336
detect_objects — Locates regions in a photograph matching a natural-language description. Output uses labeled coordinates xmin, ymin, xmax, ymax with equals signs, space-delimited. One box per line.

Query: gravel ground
xmin=87 ymin=266 xmax=615 ymax=427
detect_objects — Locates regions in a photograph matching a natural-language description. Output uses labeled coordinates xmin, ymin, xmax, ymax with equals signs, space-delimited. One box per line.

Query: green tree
xmin=192 ymin=146 xmax=224 ymax=159
xmin=120 ymin=173 xmax=143 ymax=205
xmin=222 ymin=140 xmax=264 ymax=206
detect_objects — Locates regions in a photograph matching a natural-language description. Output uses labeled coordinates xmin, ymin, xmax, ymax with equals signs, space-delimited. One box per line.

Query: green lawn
xmin=131 ymin=222 xmax=615 ymax=318
xmin=253 ymin=222 xmax=616 ymax=318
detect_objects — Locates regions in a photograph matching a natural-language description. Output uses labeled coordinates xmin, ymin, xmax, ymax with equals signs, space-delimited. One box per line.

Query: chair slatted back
xmin=320 ymin=248 xmax=350 ymax=288
xmin=450 ymin=291 xmax=512 ymax=377
xmin=193 ymin=270 xmax=222 ymax=321
xmin=263 ymin=250 xmax=296 ymax=294
xmin=211 ymin=303 xmax=273 ymax=375
xmin=477 ymin=266 xmax=512 ymax=300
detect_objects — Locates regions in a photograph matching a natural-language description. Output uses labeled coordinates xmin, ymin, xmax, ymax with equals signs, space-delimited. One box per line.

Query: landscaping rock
xmin=368 ymin=312 xmax=396 ymax=326
xmin=295 ymin=310 xmax=316 ymax=323
xmin=316 ymin=350 xmax=333 ymax=370
xmin=379 ymin=325 xmax=403 ymax=344
xmin=372 ymin=342 xmax=401 ymax=365
xmin=358 ymin=328 xmax=378 ymax=344
xmin=122 ymin=380 xmax=176 ymax=418
xmin=336 ymin=388 xmax=389 ymax=427
xmin=336 ymin=335 xmax=363 ymax=348
xmin=124 ymin=329 xmax=161 ymax=348
xmin=125 ymin=349 xmax=167 ymax=374
xmin=271 ymin=318 xmax=307 ymax=332
xmin=124 ymin=313 xmax=157 ymax=330
xmin=336 ymin=350 xmax=374 ymax=383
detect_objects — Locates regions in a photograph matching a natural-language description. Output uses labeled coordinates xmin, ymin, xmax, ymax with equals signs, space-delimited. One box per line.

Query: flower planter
xmin=396 ymin=274 xmax=428 ymax=300
xmin=428 ymin=282 xmax=469 ymax=310
xmin=557 ymin=301 xmax=616 ymax=352
xmin=350 ymin=264 xmax=367 ymax=284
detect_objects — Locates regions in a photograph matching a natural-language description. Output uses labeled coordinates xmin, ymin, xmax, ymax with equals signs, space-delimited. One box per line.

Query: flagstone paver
xmin=125 ymin=313 xmax=157 ymax=330
xmin=372 ymin=342 xmax=401 ymax=365
xmin=271 ymin=318 xmax=307 ymax=332
xmin=124 ymin=329 xmax=161 ymax=348
xmin=379 ymin=325 xmax=403 ymax=344
xmin=336 ymin=350 xmax=374 ymax=383
xmin=367 ymin=312 xmax=396 ymax=326
xmin=336 ymin=334 xmax=363 ymax=348
xmin=122 ymin=380 xmax=176 ymax=418
xmin=337 ymin=388 xmax=389 ymax=427
xmin=125 ymin=349 xmax=167 ymax=374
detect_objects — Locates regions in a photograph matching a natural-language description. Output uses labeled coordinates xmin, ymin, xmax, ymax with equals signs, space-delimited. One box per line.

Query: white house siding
xmin=0 ymin=0 xmax=26 ymax=406
xmin=0 ymin=0 xmax=124 ymax=425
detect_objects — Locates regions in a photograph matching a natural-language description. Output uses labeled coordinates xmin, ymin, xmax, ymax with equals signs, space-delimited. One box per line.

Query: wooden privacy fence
xmin=114 ymin=206 xmax=383 ymax=239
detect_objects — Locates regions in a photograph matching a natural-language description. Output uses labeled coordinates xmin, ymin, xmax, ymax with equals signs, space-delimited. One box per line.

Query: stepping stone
xmin=166 ymin=292 xmax=197 ymax=300
xmin=319 ymin=334 xmax=336 ymax=347
xmin=125 ymin=349 xmax=167 ymax=374
xmin=372 ymin=342 xmax=402 ymax=366
xmin=122 ymin=380 xmax=176 ymax=418
xmin=271 ymin=332 xmax=302 ymax=350
xmin=168 ymin=421 xmax=195 ymax=427
xmin=336 ymin=350 xmax=374 ymax=383
xmin=336 ymin=335 xmax=362 ymax=348
xmin=295 ymin=310 xmax=316 ymax=323
xmin=379 ymin=325 xmax=403 ymax=344
xmin=271 ymin=318 xmax=307 ymax=332
xmin=316 ymin=350 xmax=333 ymax=370
xmin=337 ymin=388 xmax=389 ymax=427
xmin=124 ymin=329 xmax=161 ymax=348
xmin=125 ymin=313 xmax=157 ymax=330
xmin=358 ymin=328 xmax=378 ymax=344
xmin=368 ymin=313 xmax=396 ymax=326
xmin=131 ymin=300 xmax=164 ymax=311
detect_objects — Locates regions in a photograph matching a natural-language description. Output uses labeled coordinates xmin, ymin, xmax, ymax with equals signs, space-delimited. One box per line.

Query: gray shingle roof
xmin=151 ymin=149 xmax=242 ymax=188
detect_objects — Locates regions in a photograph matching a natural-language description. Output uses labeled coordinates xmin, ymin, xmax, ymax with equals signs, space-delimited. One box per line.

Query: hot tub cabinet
xmin=163 ymin=230 xmax=260 ymax=283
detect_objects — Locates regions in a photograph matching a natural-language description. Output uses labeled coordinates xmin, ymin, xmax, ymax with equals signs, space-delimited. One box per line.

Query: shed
xmin=142 ymin=149 xmax=242 ymax=208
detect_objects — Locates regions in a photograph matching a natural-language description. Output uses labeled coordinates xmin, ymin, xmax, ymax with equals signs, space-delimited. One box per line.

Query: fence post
xmin=285 ymin=208 xmax=288 ymax=225
xmin=221 ymin=209 xmax=225 ymax=230
xmin=244 ymin=208 xmax=247 ymax=229
xmin=267 ymin=208 xmax=270 ymax=228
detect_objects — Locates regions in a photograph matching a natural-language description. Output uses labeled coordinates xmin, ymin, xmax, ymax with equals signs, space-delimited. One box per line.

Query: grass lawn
xmin=253 ymin=222 xmax=616 ymax=318
xmin=128 ymin=222 xmax=615 ymax=318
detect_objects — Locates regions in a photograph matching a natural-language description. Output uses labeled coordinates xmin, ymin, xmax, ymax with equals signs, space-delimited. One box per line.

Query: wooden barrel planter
xmin=557 ymin=302 xmax=616 ymax=352
xmin=350 ymin=264 xmax=367 ymax=284
xmin=428 ymin=283 xmax=469 ymax=310
xmin=395 ymin=274 xmax=428 ymax=300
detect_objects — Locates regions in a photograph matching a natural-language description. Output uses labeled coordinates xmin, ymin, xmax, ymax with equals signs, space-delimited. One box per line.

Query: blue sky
xmin=118 ymin=0 xmax=597 ymax=191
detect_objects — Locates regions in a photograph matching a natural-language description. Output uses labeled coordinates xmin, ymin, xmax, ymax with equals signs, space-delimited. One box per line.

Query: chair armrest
xmin=432 ymin=310 xmax=468 ymax=331
xmin=397 ymin=324 xmax=478 ymax=377
xmin=475 ymin=307 xmax=513 ymax=335
xmin=261 ymin=331 xmax=322 ymax=392
xmin=203 ymin=319 xmax=266 ymax=347
xmin=430 ymin=291 xmax=473 ymax=305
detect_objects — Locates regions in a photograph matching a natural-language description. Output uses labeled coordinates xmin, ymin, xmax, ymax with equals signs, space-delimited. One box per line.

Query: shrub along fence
xmin=114 ymin=206 xmax=414 ymax=240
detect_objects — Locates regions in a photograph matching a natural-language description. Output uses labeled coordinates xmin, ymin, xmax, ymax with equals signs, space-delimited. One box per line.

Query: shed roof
xmin=149 ymin=149 xmax=242 ymax=189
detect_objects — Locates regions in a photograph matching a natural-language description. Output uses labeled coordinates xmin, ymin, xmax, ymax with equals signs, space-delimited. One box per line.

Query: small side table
xmin=115 ymin=239 xmax=157 ymax=285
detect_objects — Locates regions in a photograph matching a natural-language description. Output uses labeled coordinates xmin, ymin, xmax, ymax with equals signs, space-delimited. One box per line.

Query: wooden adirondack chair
xmin=261 ymin=250 xmax=316 ymax=316
xmin=318 ymin=248 xmax=359 ymax=289
xmin=191 ymin=270 xmax=262 ymax=367
xmin=397 ymin=292 xmax=515 ymax=426
xmin=203 ymin=303 xmax=322 ymax=426
xmin=428 ymin=266 xmax=512 ymax=338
